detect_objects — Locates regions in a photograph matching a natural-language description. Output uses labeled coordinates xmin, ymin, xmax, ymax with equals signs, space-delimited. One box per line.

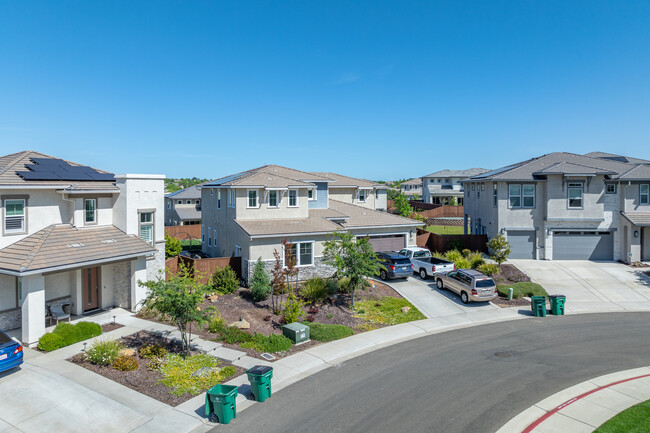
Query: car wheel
xmin=436 ymin=278 xmax=444 ymax=290
xmin=460 ymin=291 xmax=469 ymax=304
xmin=380 ymin=270 xmax=388 ymax=281
xmin=419 ymin=269 xmax=427 ymax=279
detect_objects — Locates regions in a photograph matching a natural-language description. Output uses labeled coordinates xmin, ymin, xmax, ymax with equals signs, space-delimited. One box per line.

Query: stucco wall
xmin=236 ymin=188 xmax=310 ymax=220
xmin=0 ymin=274 xmax=17 ymax=311
xmin=44 ymin=272 xmax=72 ymax=301
xmin=308 ymin=182 xmax=329 ymax=209
xmin=329 ymin=188 xmax=376 ymax=209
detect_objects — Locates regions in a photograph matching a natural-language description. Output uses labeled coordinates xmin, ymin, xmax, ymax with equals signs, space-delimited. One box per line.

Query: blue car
xmin=0 ymin=330 xmax=23 ymax=373
xmin=376 ymin=251 xmax=413 ymax=280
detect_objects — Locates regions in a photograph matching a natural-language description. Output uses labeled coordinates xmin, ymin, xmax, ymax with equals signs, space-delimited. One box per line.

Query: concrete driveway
xmin=385 ymin=275 xmax=499 ymax=318
xmin=510 ymin=260 xmax=650 ymax=313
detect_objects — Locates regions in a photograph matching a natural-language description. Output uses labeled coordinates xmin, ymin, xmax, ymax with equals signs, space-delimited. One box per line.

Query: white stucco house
xmin=421 ymin=168 xmax=489 ymax=205
xmin=0 ymin=151 xmax=165 ymax=345
xmin=463 ymin=152 xmax=650 ymax=262
xmin=200 ymin=165 xmax=422 ymax=283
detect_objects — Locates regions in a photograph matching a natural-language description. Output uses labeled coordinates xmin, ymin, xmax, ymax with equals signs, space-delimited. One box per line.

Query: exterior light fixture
xmin=634 ymin=230 xmax=639 ymax=238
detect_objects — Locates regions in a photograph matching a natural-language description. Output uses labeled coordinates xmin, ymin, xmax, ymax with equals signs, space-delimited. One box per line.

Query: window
xmin=217 ymin=189 xmax=221 ymax=209
xmin=177 ymin=200 xmax=182 ymax=205
xmin=508 ymin=185 xmax=521 ymax=208
xmin=4 ymin=199 xmax=25 ymax=233
xmin=202 ymin=225 xmax=205 ymax=243
xmin=167 ymin=201 xmax=171 ymax=209
xmin=359 ymin=189 xmax=367 ymax=202
xmin=522 ymin=185 xmax=535 ymax=208
xmin=481 ymin=183 xmax=485 ymax=191
xmin=186 ymin=200 xmax=191 ymax=204
xmin=208 ymin=227 xmax=212 ymax=246
xmin=269 ymin=190 xmax=278 ymax=207
xmin=568 ymin=182 xmax=584 ymax=209
xmin=508 ymin=184 xmax=535 ymax=208
xmin=213 ymin=229 xmax=217 ymax=247
xmin=284 ymin=242 xmax=313 ymax=266
xmin=641 ymin=184 xmax=649 ymax=205
xmin=288 ymin=190 xmax=298 ymax=207
xmin=196 ymin=200 xmax=200 ymax=204
xmin=210 ymin=189 xmax=213 ymax=196
xmin=308 ymin=188 xmax=316 ymax=201
xmin=139 ymin=211 xmax=154 ymax=245
xmin=228 ymin=189 xmax=236 ymax=208
xmin=84 ymin=199 xmax=96 ymax=224
xmin=375 ymin=190 xmax=379 ymax=199
xmin=493 ymin=184 xmax=498 ymax=207
xmin=247 ymin=190 xmax=258 ymax=208
xmin=472 ymin=184 xmax=475 ymax=191
xmin=234 ymin=245 xmax=241 ymax=257
xmin=606 ymin=184 xmax=616 ymax=194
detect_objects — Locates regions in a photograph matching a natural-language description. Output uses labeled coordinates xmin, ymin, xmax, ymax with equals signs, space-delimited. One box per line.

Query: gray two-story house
xmin=200 ymin=165 xmax=421 ymax=283
xmin=165 ymin=184 xmax=203 ymax=226
xmin=463 ymin=152 xmax=650 ymax=263
xmin=422 ymin=168 xmax=489 ymax=205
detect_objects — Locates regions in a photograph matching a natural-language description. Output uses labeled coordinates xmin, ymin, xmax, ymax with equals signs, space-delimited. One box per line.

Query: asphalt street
xmin=212 ymin=313 xmax=650 ymax=433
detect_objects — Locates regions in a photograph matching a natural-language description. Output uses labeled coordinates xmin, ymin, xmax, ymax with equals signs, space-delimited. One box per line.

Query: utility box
xmin=282 ymin=322 xmax=310 ymax=344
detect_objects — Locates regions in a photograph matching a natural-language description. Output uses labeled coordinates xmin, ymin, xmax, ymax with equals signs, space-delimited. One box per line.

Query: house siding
xmin=308 ymin=182 xmax=329 ymax=209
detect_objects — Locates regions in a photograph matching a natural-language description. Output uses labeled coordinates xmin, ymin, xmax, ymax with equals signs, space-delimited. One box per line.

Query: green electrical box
xmin=282 ymin=322 xmax=310 ymax=344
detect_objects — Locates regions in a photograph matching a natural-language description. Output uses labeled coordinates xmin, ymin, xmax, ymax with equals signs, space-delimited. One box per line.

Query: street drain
xmin=494 ymin=351 xmax=513 ymax=358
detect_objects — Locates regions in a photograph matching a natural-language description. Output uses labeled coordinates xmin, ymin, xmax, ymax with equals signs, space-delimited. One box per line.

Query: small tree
xmin=250 ymin=258 xmax=272 ymax=302
xmin=165 ymin=234 xmax=182 ymax=258
xmin=450 ymin=196 xmax=458 ymax=206
xmin=393 ymin=193 xmax=414 ymax=218
xmin=211 ymin=266 xmax=240 ymax=294
xmin=487 ymin=234 xmax=511 ymax=267
xmin=322 ymin=232 xmax=379 ymax=307
xmin=139 ymin=265 xmax=212 ymax=355
xmin=270 ymin=249 xmax=287 ymax=314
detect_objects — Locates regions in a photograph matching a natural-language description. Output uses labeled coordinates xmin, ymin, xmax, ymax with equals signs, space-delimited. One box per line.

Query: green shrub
xmin=85 ymin=339 xmax=123 ymax=366
xmin=303 ymin=322 xmax=354 ymax=342
xmin=250 ymin=258 xmax=272 ymax=302
xmin=113 ymin=354 xmax=139 ymax=371
xmin=165 ymin=234 xmax=182 ymax=258
xmin=157 ymin=353 xmax=230 ymax=396
xmin=282 ymin=293 xmax=304 ymax=324
xmin=52 ymin=322 xmax=82 ymax=345
xmin=497 ymin=282 xmax=547 ymax=299
xmin=454 ymin=258 xmax=471 ymax=269
xmin=146 ymin=356 xmax=166 ymax=371
xmin=338 ymin=277 xmax=351 ymax=294
xmin=207 ymin=312 xmax=226 ymax=333
xmin=445 ymin=250 xmax=462 ymax=263
xmin=241 ymin=333 xmax=293 ymax=353
xmin=467 ymin=252 xmax=485 ymax=269
xmin=461 ymin=249 xmax=471 ymax=257
xmin=300 ymin=277 xmax=329 ymax=303
xmin=326 ymin=313 xmax=333 ymax=319
xmin=212 ymin=266 xmax=240 ymax=294
xmin=220 ymin=365 xmax=237 ymax=379
xmin=432 ymin=251 xmax=446 ymax=260
xmin=139 ymin=344 xmax=168 ymax=359
xmin=212 ymin=325 xmax=253 ymax=344
xmin=38 ymin=333 xmax=66 ymax=351
xmin=74 ymin=321 xmax=103 ymax=339
xmin=325 ymin=278 xmax=339 ymax=295
xmin=478 ymin=263 xmax=500 ymax=277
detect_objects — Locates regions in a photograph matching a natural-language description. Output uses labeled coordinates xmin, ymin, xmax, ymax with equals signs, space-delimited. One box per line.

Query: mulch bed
xmin=492 ymin=296 xmax=531 ymax=308
xmin=491 ymin=264 xmax=534 ymax=308
xmin=101 ymin=323 xmax=124 ymax=333
xmin=69 ymin=331 xmax=244 ymax=407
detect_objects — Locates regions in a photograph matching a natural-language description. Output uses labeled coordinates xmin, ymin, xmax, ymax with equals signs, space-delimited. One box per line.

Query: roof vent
xmin=290 ymin=221 xmax=302 ymax=224
xmin=68 ymin=243 xmax=85 ymax=248
xmin=102 ymin=239 xmax=117 ymax=244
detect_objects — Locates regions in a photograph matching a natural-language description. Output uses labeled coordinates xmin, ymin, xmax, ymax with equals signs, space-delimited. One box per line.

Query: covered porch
xmin=621 ymin=213 xmax=650 ymax=264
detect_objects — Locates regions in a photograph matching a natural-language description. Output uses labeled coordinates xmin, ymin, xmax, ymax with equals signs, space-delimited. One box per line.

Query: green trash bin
xmin=549 ymin=295 xmax=566 ymax=315
xmin=531 ymin=296 xmax=547 ymax=317
xmin=205 ymin=384 xmax=238 ymax=424
xmin=246 ymin=365 xmax=273 ymax=402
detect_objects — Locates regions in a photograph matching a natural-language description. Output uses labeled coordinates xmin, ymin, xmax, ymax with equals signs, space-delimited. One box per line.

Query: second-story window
xmin=508 ymin=184 xmax=535 ymax=208
xmin=84 ymin=199 xmax=96 ymax=224
xmin=359 ymin=189 xmax=367 ymax=202
xmin=288 ymin=190 xmax=298 ymax=207
xmin=606 ymin=184 xmax=616 ymax=194
xmin=522 ymin=185 xmax=535 ymax=207
xmin=228 ymin=189 xmax=236 ymax=208
xmin=493 ymin=184 xmax=498 ymax=207
xmin=568 ymin=182 xmax=584 ymax=209
xmin=139 ymin=211 xmax=154 ymax=245
xmin=308 ymin=188 xmax=316 ymax=201
xmin=167 ymin=200 xmax=171 ymax=209
xmin=269 ymin=190 xmax=278 ymax=207
xmin=217 ymin=189 xmax=221 ymax=209
xmin=208 ymin=227 xmax=212 ymax=246
xmin=247 ymin=190 xmax=258 ymax=208
xmin=4 ymin=199 xmax=26 ymax=233
xmin=641 ymin=184 xmax=649 ymax=205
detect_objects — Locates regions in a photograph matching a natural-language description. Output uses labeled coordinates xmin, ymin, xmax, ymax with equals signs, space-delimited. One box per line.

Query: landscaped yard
xmin=595 ymin=399 xmax=650 ymax=433
xmin=425 ymin=225 xmax=464 ymax=235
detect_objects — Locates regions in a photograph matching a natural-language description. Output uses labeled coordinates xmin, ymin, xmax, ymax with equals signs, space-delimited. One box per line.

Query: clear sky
xmin=1 ymin=1 xmax=649 ymax=181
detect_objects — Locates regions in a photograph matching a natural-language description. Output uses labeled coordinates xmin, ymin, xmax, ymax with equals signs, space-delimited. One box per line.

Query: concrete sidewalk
xmin=496 ymin=367 xmax=650 ymax=433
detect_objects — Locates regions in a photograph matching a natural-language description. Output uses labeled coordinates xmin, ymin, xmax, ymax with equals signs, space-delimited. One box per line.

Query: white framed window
xmin=4 ymin=198 xmax=25 ymax=233
xmin=493 ymin=184 xmax=498 ymax=207
xmin=375 ymin=190 xmax=379 ymax=199
xmin=139 ymin=211 xmax=154 ymax=245
xmin=508 ymin=184 xmax=535 ymax=208
xmin=606 ymin=184 xmax=616 ymax=194
xmin=288 ymin=189 xmax=298 ymax=207
xmin=177 ymin=200 xmax=182 ymax=205
xmin=641 ymin=184 xmax=649 ymax=205
xmin=228 ymin=189 xmax=236 ymax=208
xmin=208 ymin=227 xmax=212 ymax=246
xmin=247 ymin=190 xmax=259 ymax=208
xmin=284 ymin=241 xmax=313 ymax=267
xmin=84 ymin=199 xmax=96 ymax=224
xmin=186 ymin=200 xmax=191 ymax=204
xmin=210 ymin=189 xmax=214 ymax=196
xmin=359 ymin=189 xmax=367 ymax=202
xmin=522 ymin=185 xmax=535 ymax=208
xmin=234 ymin=244 xmax=241 ymax=257
xmin=167 ymin=200 xmax=171 ymax=209
xmin=269 ymin=190 xmax=278 ymax=207
xmin=217 ymin=189 xmax=221 ymax=209
xmin=213 ymin=229 xmax=217 ymax=247
xmin=568 ymin=182 xmax=584 ymax=209
xmin=308 ymin=188 xmax=317 ymax=201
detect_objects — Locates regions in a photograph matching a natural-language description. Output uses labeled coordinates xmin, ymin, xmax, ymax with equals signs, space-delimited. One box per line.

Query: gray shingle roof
xmin=311 ymin=172 xmax=381 ymax=188
xmin=166 ymin=184 xmax=204 ymax=199
xmin=584 ymin=152 xmax=650 ymax=165
xmin=205 ymin=165 xmax=332 ymax=188
xmin=423 ymin=168 xmax=490 ymax=179
xmin=175 ymin=206 xmax=202 ymax=220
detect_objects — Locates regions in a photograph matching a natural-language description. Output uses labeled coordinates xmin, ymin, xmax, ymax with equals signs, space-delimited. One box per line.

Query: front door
xmin=82 ymin=267 xmax=99 ymax=312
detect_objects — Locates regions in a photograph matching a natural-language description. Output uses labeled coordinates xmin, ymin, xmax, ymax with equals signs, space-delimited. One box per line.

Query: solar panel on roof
xmin=30 ymin=158 xmax=65 ymax=165
xmin=15 ymin=158 xmax=115 ymax=182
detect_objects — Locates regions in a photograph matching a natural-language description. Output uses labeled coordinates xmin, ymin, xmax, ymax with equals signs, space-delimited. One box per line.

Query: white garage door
xmin=553 ymin=231 xmax=613 ymax=260
xmin=365 ymin=234 xmax=406 ymax=252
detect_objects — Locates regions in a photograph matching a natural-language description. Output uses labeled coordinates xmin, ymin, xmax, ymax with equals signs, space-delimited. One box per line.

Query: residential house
xmin=422 ymin=168 xmax=489 ymax=205
xmin=0 ymin=151 xmax=165 ymax=345
xmin=200 ymin=165 xmax=421 ymax=283
xmin=165 ymin=184 xmax=203 ymax=226
xmin=400 ymin=178 xmax=423 ymax=199
xmin=462 ymin=152 xmax=650 ymax=262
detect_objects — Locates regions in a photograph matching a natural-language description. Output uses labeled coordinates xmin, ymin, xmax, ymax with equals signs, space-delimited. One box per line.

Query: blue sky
xmin=1 ymin=1 xmax=649 ymax=181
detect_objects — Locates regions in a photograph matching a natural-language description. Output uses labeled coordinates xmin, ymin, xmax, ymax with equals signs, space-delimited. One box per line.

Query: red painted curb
xmin=521 ymin=373 xmax=650 ymax=433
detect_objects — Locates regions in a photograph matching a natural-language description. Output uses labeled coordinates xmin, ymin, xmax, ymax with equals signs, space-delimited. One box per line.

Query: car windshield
xmin=393 ymin=258 xmax=411 ymax=265
xmin=413 ymin=251 xmax=431 ymax=259
xmin=0 ymin=331 xmax=12 ymax=345
xmin=475 ymin=279 xmax=495 ymax=288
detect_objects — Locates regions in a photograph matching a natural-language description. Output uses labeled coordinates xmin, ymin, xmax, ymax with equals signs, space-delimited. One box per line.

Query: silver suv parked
xmin=435 ymin=269 xmax=497 ymax=304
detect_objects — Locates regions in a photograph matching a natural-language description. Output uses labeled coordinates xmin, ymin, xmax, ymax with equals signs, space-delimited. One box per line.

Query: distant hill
xmin=165 ymin=177 xmax=209 ymax=193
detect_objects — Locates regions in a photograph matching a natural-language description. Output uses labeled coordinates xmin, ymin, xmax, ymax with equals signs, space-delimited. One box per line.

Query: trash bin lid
xmin=548 ymin=295 xmax=566 ymax=299
xmin=247 ymin=365 xmax=273 ymax=376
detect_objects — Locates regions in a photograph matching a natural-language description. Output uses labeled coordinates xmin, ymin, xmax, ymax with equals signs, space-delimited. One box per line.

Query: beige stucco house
xmin=200 ymin=165 xmax=421 ymax=282
xmin=0 ymin=151 xmax=165 ymax=345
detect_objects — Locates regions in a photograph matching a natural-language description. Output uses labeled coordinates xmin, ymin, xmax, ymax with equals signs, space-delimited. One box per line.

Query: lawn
xmin=497 ymin=282 xmax=547 ymax=299
xmin=425 ymin=225 xmax=465 ymax=235
xmin=355 ymin=297 xmax=426 ymax=325
xmin=180 ymin=239 xmax=202 ymax=249
xmin=595 ymin=399 xmax=650 ymax=433
xmin=303 ymin=322 xmax=354 ymax=342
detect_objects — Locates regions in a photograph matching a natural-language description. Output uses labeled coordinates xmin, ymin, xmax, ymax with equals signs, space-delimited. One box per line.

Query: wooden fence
xmin=165 ymin=225 xmax=202 ymax=240
xmin=417 ymin=205 xmax=464 ymax=219
xmin=409 ymin=200 xmax=440 ymax=211
xmin=165 ymin=255 xmax=242 ymax=284
xmin=416 ymin=229 xmax=488 ymax=254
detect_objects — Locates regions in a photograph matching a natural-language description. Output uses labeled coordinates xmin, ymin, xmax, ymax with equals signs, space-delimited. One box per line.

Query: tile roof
xmin=401 ymin=178 xmax=422 ymax=186
xmin=204 ymin=165 xmax=332 ymax=188
xmin=166 ymin=184 xmax=204 ymax=199
xmin=0 ymin=151 xmax=118 ymax=190
xmin=423 ymin=168 xmax=490 ymax=179
xmin=234 ymin=199 xmax=422 ymax=237
xmin=175 ymin=206 xmax=202 ymax=220
xmin=622 ymin=213 xmax=650 ymax=227
xmin=0 ymin=225 xmax=156 ymax=274
xmin=310 ymin=172 xmax=381 ymax=188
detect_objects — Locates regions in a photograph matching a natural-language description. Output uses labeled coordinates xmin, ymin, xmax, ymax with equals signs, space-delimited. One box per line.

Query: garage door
xmin=553 ymin=231 xmax=613 ymax=260
xmin=507 ymin=231 xmax=536 ymax=259
xmin=365 ymin=234 xmax=406 ymax=252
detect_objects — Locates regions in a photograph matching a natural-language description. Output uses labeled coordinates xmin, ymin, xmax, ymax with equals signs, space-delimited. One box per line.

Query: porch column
xmin=130 ymin=257 xmax=147 ymax=311
xmin=21 ymin=274 xmax=45 ymax=346
xmin=70 ymin=269 xmax=83 ymax=316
